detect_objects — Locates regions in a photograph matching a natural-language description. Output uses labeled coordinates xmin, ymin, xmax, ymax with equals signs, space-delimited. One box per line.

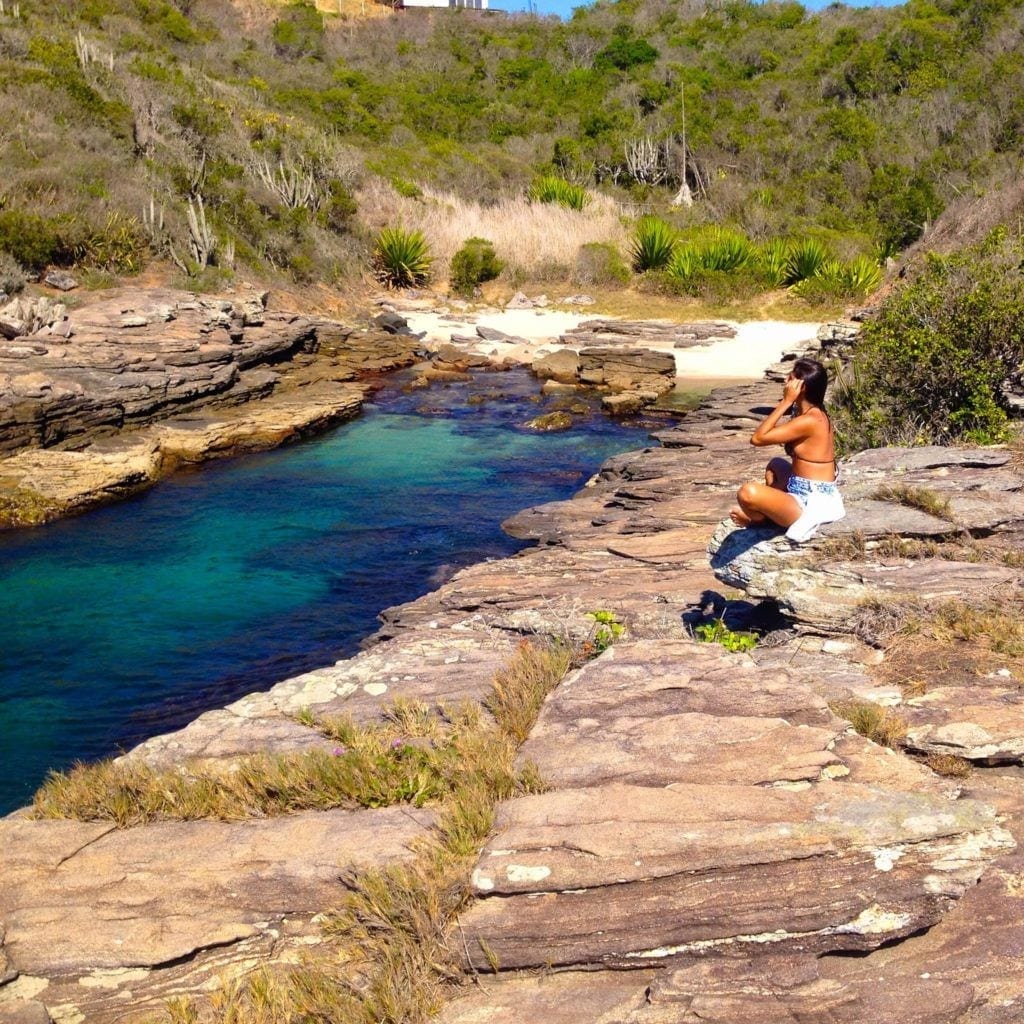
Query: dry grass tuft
xmin=141 ymin=639 xmax=572 ymax=1022
xmin=871 ymin=483 xmax=954 ymax=522
xmin=829 ymin=699 xmax=908 ymax=749
xmin=486 ymin=639 xmax=573 ymax=744
xmin=928 ymin=599 xmax=1024 ymax=658
xmin=925 ymin=752 xmax=973 ymax=778
xmin=356 ymin=179 xmax=628 ymax=282
xmin=851 ymin=598 xmax=920 ymax=646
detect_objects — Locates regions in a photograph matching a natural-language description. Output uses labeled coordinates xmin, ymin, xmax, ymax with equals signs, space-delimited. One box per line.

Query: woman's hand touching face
xmin=783 ymin=376 xmax=804 ymax=403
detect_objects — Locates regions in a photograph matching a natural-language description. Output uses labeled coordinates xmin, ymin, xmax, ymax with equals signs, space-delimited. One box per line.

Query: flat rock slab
xmin=0 ymin=379 xmax=367 ymax=527
xmin=455 ymin=638 xmax=1013 ymax=972
xmin=708 ymin=521 xmax=1022 ymax=631
xmin=0 ymin=806 xmax=432 ymax=1022
xmin=461 ymin=781 xmax=1008 ymax=971
xmin=517 ymin=640 xmax=843 ymax=788
xmin=374 ymin=546 xmax=720 ymax=645
xmin=904 ymin=686 xmax=1024 ymax=763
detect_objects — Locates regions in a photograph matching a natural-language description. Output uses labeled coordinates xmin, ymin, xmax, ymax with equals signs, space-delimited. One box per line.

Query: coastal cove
xmin=0 ymin=368 xmax=661 ymax=814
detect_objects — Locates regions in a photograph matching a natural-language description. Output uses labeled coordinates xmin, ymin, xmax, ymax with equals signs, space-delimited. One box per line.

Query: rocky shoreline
xmin=2 ymin=320 xmax=1023 ymax=1023
xmin=0 ymin=289 xmax=425 ymax=528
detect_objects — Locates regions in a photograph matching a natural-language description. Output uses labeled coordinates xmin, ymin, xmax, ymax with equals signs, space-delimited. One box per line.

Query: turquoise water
xmin=0 ymin=371 xmax=659 ymax=813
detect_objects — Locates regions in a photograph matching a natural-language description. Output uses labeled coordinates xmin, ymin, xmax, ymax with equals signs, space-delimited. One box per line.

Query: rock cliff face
xmin=0 ymin=288 xmax=423 ymax=527
xmin=2 ymin=334 xmax=1024 ymax=1024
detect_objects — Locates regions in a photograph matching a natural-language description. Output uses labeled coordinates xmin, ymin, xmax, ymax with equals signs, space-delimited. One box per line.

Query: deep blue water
xmin=0 ymin=370 xmax=662 ymax=813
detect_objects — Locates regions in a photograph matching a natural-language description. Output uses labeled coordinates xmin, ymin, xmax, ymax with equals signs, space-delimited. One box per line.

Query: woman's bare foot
xmin=730 ymin=506 xmax=768 ymax=526
xmin=730 ymin=506 xmax=753 ymax=526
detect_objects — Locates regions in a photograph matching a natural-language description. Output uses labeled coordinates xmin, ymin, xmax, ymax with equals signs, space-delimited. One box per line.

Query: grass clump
xmin=526 ymin=176 xmax=590 ymax=211
xmin=925 ymin=752 xmax=973 ymax=778
xmin=928 ymin=599 xmax=1024 ymax=657
xmin=829 ymin=698 xmax=908 ymax=748
xmin=485 ymin=639 xmax=572 ymax=744
xmin=32 ymin=668 xmax=559 ymax=828
xmin=0 ymin=251 xmax=26 ymax=294
xmin=871 ymin=483 xmax=953 ymax=521
xmin=372 ymin=226 xmax=432 ymax=289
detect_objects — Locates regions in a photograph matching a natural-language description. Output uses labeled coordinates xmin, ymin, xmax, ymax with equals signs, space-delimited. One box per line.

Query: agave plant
xmin=841 ymin=255 xmax=884 ymax=296
xmin=757 ymin=238 xmax=792 ymax=287
xmin=372 ymin=226 xmax=432 ymax=289
xmin=630 ymin=217 xmax=677 ymax=272
xmin=792 ymin=255 xmax=884 ymax=301
xmin=666 ymin=243 xmax=700 ymax=281
xmin=784 ymin=238 xmax=832 ymax=284
xmin=696 ymin=228 xmax=757 ymax=273
xmin=527 ymin=176 xmax=591 ymax=211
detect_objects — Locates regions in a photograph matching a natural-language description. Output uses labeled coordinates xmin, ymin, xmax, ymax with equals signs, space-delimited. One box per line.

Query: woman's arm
xmin=750 ymin=379 xmax=813 ymax=447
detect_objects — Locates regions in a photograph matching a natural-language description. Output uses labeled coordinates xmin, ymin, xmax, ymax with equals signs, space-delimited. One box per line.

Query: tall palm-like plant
xmin=372 ymin=227 xmax=432 ymax=289
xmin=630 ymin=217 xmax=676 ymax=272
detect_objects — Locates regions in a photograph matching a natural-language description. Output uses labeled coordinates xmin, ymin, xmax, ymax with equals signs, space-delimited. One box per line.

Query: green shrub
xmin=594 ymin=25 xmax=660 ymax=71
xmin=0 ymin=211 xmax=75 ymax=272
xmin=77 ymin=212 xmax=147 ymax=274
xmin=450 ymin=236 xmax=504 ymax=295
xmin=272 ymin=1 xmax=325 ymax=60
xmin=573 ymin=241 xmax=630 ymax=286
xmin=392 ymin=178 xmax=423 ymax=199
xmin=527 ymin=176 xmax=590 ymax=211
xmin=630 ymin=217 xmax=676 ymax=272
xmin=0 ymin=251 xmax=26 ymax=294
xmin=372 ymin=226 xmax=432 ymax=289
xmin=318 ymin=180 xmax=358 ymax=234
xmin=695 ymin=228 xmax=757 ymax=273
xmin=832 ymin=229 xmax=1024 ymax=450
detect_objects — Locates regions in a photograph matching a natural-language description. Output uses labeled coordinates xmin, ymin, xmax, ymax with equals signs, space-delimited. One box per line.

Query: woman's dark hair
xmin=791 ymin=357 xmax=828 ymax=408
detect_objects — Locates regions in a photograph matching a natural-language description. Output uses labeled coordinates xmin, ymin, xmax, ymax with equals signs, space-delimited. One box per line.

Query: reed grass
xmin=357 ymin=179 xmax=627 ymax=281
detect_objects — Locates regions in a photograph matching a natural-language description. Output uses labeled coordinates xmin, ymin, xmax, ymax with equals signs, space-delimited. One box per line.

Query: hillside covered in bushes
xmin=0 ymin=0 xmax=1023 ymax=292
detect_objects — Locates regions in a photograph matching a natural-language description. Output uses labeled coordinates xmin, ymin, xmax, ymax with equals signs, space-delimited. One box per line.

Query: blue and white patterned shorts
xmin=785 ymin=475 xmax=845 ymax=542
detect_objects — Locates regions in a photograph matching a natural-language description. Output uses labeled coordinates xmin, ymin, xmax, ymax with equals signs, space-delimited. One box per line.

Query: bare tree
xmin=671 ymin=84 xmax=694 ymax=207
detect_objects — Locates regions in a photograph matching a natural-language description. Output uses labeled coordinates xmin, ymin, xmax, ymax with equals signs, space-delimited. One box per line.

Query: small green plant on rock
xmin=693 ymin=618 xmax=757 ymax=652
xmin=585 ymin=609 xmax=625 ymax=656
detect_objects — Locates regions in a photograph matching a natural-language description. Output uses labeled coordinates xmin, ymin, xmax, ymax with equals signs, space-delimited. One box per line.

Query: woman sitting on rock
xmin=730 ymin=356 xmax=845 ymax=542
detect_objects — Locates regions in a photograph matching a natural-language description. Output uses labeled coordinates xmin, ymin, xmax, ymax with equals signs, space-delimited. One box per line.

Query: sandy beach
xmin=403 ymin=308 xmax=823 ymax=380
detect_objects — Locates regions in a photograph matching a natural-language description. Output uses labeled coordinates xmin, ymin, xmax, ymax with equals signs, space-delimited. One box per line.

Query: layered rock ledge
xmin=3 ymin=336 xmax=1024 ymax=1023
xmin=0 ymin=288 xmax=423 ymax=527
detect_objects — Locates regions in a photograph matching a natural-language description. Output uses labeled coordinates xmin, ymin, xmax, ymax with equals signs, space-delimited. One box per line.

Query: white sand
xmin=403 ymin=308 xmax=822 ymax=380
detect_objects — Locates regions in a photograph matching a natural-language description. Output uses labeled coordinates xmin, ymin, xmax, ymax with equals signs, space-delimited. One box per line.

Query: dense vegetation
xmin=0 ymin=0 xmax=1022 ymax=289
xmin=833 ymin=229 xmax=1024 ymax=449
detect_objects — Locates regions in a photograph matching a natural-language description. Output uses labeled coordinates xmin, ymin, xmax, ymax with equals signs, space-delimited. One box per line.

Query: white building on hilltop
xmin=401 ymin=0 xmax=489 ymax=8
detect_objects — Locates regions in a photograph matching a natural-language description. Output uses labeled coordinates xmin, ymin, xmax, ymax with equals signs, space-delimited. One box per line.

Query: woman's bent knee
xmin=737 ymin=482 xmax=760 ymax=506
